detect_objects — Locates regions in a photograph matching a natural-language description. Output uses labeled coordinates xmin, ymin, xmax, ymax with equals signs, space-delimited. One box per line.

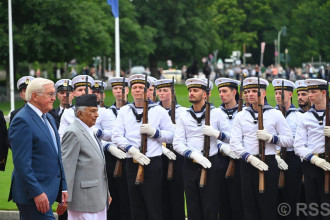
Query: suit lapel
xmin=26 ymin=105 xmax=58 ymax=156
xmin=74 ymin=120 xmax=105 ymax=162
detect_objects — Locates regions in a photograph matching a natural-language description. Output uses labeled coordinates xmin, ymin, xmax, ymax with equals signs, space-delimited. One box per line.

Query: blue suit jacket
xmin=9 ymin=104 xmax=67 ymax=205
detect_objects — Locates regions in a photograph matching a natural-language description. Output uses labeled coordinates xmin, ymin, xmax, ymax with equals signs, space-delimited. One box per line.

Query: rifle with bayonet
xmin=278 ymin=80 xmax=286 ymax=189
xmin=135 ymin=75 xmax=149 ymax=185
xmin=258 ymin=76 xmax=265 ymax=193
xmin=100 ymin=79 xmax=105 ymax=107
xmin=199 ymin=78 xmax=211 ymax=187
xmin=225 ymin=73 xmax=245 ymax=178
xmin=325 ymin=72 xmax=330 ymax=194
xmin=167 ymin=77 xmax=176 ymax=180
xmin=113 ymin=77 xmax=127 ymax=178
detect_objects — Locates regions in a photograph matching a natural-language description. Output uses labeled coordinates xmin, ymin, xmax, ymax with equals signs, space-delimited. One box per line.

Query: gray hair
xmin=25 ymin=78 xmax=54 ymax=101
xmin=74 ymin=106 xmax=87 ymax=117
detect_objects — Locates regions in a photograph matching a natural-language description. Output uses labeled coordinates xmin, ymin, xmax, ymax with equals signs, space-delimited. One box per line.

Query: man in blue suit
xmin=9 ymin=78 xmax=68 ymax=220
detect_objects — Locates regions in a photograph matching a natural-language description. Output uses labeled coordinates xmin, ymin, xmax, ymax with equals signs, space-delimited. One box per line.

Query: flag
xmin=107 ymin=0 xmax=119 ymax=18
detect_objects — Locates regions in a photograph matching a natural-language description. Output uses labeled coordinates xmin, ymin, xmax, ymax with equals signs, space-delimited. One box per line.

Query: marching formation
xmin=6 ymin=72 xmax=330 ymax=220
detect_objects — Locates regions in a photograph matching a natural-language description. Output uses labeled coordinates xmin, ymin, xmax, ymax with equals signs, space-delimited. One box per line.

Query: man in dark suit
xmin=9 ymin=78 xmax=68 ymax=220
xmin=49 ymin=79 xmax=74 ymax=129
xmin=9 ymin=76 xmax=35 ymax=125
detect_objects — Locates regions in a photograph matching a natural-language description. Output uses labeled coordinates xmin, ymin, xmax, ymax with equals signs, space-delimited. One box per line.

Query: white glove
xmin=311 ymin=155 xmax=330 ymax=171
xmin=220 ymin=144 xmax=239 ymax=159
xmin=202 ymin=125 xmax=220 ymax=138
xmin=190 ymin=151 xmax=211 ymax=169
xmin=107 ymin=145 xmax=126 ymax=159
xmin=128 ymin=147 xmax=150 ymax=165
xmin=162 ymin=146 xmax=176 ymax=160
xmin=140 ymin=124 xmax=156 ymax=137
xmin=256 ymin=129 xmax=273 ymax=142
xmin=275 ymin=155 xmax=288 ymax=170
xmin=247 ymin=155 xmax=268 ymax=171
xmin=324 ymin=126 xmax=330 ymax=137
xmin=91 ymin=127 xmax=103 ymax=138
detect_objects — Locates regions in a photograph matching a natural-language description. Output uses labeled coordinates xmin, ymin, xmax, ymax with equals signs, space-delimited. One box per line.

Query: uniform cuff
xmin=305 ymin=153 xmax=314 ymax=162
xmin=125 ymin=145 xmax=133 ymax=152
xmin=241 ymin=152 xmax=251 ymax=162
xmin=184 ymin=150 xmax=192 ymax=158
xmin=96 ymin=129 xmax=104 ymax=138
xmin=152 ymin=129 xmax=161 ymax=139
xmin=271 ymin=135 xmax=279 ymax=144
xmin=219 ymin=132 xmax=227 ymax=141
xmin=103 ymin=143 xmax=110 ymax=151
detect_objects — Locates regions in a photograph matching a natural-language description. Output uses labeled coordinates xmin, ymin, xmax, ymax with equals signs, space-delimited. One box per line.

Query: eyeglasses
xmin=37 ymin=92 xmax=56 ymax=98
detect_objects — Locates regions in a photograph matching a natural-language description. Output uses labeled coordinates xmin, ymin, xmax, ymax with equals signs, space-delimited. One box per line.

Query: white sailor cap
xmin=55 ymin=79 xmax=73 ymax=92
xmin=148 ymin=76 xmax=157 ymax=86
xmin=108 ymin=77 xmax=128 ymax=88
xmin=295 ymin=80 xmax=308 ymax=92
xmin=305 ymin=79 xmax=328 ymax=90
xmin=72 ymin=75 xmax=94 ymax=90
xmin=185 ymin=78 xmax=213 ymax=91
xmin=154 ymin=79 xmax=176 ymax=89
xmin=17 ymin=76 xmax=35 ymax=91
xmin=128 ymin=74 xmax=152 ymax=88
xmin=215 ymin=78 xmax=240 ymax=89
xmin=272 ymin=79 xmax=295 ymax=91
xmin=243 ymin=77 xmax=269 ymax=90
xmin=92 ymin=80 xmax=107 ymax=92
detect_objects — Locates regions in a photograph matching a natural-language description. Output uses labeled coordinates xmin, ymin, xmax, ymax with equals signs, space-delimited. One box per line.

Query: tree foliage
xmin=0 ymin=0 xmax=329 ymax=74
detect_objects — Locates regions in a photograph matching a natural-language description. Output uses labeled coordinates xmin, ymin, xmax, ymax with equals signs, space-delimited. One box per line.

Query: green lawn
xmin=0 ymin=82 xmax=298 ymax=210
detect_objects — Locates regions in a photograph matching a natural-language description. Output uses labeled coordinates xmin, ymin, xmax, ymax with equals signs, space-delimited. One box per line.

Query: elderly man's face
xmin=34 ymin=84 xmax=56 ymax=113
xmin=79 ymin=107 xmax=99 ymax=127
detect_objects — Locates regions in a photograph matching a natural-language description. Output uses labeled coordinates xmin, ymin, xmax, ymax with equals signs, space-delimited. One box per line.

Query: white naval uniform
xmin=275 ymin=105 xmax=302 ymax=152
xmin=173 ymin=105 xmax=230 ymax=220
xmin=230 ymin=106 xmax=293 ymax=158
xmin=158 ymin=102 xmax=187 ymax=220
xmin=293 ymin=106 xmax=330 ymax=214
xmin=173 ymin=106 xmax=230 ymax=157
xmin=294 ymin=107 xmax=327 ymax=159
xmin=230 ymin=105 xmax=293 ymax=220
xmin=112 ymin=103 xmax=175 ymax=156
xmin=275 ymin=104 xmax=303 ymax=220
xmin=218 ymin=104 xmax=245 ymax=220
xmin=58 ymin=107 xmax=115 ymax=141
xmin=111 ymin=102 xmax=175 ymax=220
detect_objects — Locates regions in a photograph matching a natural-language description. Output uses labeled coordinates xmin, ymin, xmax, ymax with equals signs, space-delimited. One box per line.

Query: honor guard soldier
xmin=273 ymin=79 xmax=303 ymax=220
xmin=214 ymin=78 xmax=244 ymax=220
xmin=59 ymin=75 xmax=115 ymax=141
xmin=230 ymin=77 xmax=293 ymax=220
xmin=102 ymin=77 xmax=131 ymax=220
xmin=154 ymin=78 xmax=186 ymax=220
xmin=9 ymin=76 xmax=35 ymax=124
xmin=112 ymin=74 xmax=175 ymax=220
xmin=49 ymin=79 xmax=74 ymax=129
xmin=295 ymin=80 xmax=311 ymax=113
xmin=147 ymin=76 xmax=158 ymax=102
xmin=92 ymin=80 xmax=109 ymax=108
xmin=173 ymin=78 xmax=232 ymax=220
xmin=294 ymin=79 xmax=330 ymax=218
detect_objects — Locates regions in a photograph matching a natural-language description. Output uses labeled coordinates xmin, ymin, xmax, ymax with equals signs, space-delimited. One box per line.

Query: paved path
xmin=0 ymin=211 xmax=58 ymax=220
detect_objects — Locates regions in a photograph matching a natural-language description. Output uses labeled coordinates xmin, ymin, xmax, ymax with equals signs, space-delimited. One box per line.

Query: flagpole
xmin=8 ymin=0 xmax=15 ymax=113
xmin=115 ymin=17 xmax=120 ymax=77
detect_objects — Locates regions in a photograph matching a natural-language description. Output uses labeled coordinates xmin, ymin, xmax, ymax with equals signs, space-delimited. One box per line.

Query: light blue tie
xmin=42 ymin=114 xmax=58 ymax=154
